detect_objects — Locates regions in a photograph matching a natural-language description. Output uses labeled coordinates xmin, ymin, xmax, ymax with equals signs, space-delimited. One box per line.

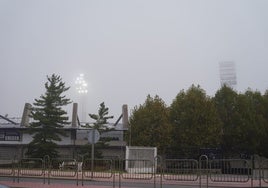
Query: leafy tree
xmin=170 ymin=85 xmax=222 ymax=157
xmin=128 ymin=95 xmax=172 ymax=154
xmin=214 ymin=86 xmax=267 ymax=157
xmin=235 ymin=90 xmax=266 ymax=156
xmin=26 ymin=74 xmax=71 ymax=158
xmin=78 ymin=102 xmax=114 ymax=158
xmin=260 ymin=90 xmax=268 ymax=157
xmin=213 ymin=85 xmax=240 ymax=156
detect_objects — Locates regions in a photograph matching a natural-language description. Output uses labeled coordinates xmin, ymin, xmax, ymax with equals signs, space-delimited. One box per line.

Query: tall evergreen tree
xmin=78 ymin=102 xmax=114 ymax=158
xmin=26 ymin=74 xmax=71 ymax=158
xmin=87 ymin=102 xmax=114 ymax=132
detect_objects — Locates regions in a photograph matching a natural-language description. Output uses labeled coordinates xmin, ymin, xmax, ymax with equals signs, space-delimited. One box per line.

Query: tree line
xmin=26 ymin=74 xmax=268 ymax=159
xmin=128 ymin=85 xmax=268 ymax=158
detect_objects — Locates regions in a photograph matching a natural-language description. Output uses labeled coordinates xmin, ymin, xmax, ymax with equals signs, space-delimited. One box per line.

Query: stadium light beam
xmin=75 ymin=74 xmax=88 ymax=123
xmin=75 ymin=74 xmax=88 ymax=94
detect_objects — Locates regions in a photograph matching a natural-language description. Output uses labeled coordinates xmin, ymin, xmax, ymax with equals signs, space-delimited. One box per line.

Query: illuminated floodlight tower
xmin=75 ymin=74 xmax=88 ymax=123
xmin=219 ymin=61 xmax=237 ymax=89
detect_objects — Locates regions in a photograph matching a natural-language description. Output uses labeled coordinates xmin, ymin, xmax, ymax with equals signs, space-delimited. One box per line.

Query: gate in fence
xmin=0 ymin=155 xmax=268 ymax=187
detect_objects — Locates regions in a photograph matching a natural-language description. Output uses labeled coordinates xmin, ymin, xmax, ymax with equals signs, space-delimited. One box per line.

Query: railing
xmin=48 ymin=158 xmax=79 ymax=185
xmin=163 ymin=159 xmax=199 ymax=181
xmin=122 ymin=159 xmax=154 ymax=180
xmin=209 ymin=159 xmax=251 ymax=182
xmin=0 ymin=156 xmax=268 ymax=188
xmin=18 ymin=158 xmax=45 ymax=184
xmin=0 ymin=159 xmax=14 ymax=176
xmin=50 ymin=158 xmax=77 ymax=177
xmin=82 ymin=158 xmax=113 ymax=179
xmin=261 ymin=159 xmax=268 ymax=185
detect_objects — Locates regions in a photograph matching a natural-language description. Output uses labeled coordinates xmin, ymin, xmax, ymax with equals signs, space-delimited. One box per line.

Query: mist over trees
xmin=25 ymin=73 xmax=268 ymax=159
xmin=128 ymin=85 xmax=268 ymax=158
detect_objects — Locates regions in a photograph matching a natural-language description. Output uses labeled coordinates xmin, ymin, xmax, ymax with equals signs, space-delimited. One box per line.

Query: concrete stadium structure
xmin=0 ymin=103 xmax=129 ymax=160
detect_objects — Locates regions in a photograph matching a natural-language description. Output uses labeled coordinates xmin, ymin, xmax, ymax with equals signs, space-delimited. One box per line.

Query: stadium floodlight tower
xmin=219 ymin=61 xmax=237 ymax=89
xmin=75 ymin=74 xmax=88 ymax=123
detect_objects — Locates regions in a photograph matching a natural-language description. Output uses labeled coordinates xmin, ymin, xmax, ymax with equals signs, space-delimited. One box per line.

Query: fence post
xmin=12 ymin=155 xmax=16 ymax=183
xmin=80 ymin=155 xmax=84 ymax=186
xmin=43 ymin=155 xmax=50 ymax=184
xmin=76 ymin=159 xmax=78 ymax=186
xmin=154 ymin=155 xmax=162 ymax=188
xmin=259 ymin=158 xmax=262 ymax=188
xmin=45 ymin=155 xmax=51 ymax=185
xmin=17 ymin=158 xmax=20 ymax=183
xmin=199 ymin=155 xmax=208 ymax=188
xmin=251 ymin=156 xmax=253 ymax=188
xmin=119 ymin=158 xmax=122 ymax=188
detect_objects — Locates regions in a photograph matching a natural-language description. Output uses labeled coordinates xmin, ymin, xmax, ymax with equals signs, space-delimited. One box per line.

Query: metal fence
xmin=122 ymin=159 xmax=154 ymax=179
xmin=163 ymin=159 xmax=199 ymax=181
xmin=261 ymin=159 xmax=268 ymax=185
xmin=0 ymin=155 xmax=268 ymax=188
xmin=0 ymin=159 xmax=14 ymax=177
xmin=82 ymin=158 xmax=113 ymax=179
xmin=50 ymin=158 xmax=77 ymax=177
xmin=209 ymin=159 xmax=251 ymax=182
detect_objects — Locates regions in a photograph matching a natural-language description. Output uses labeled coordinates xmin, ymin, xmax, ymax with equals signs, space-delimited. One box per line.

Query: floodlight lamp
xmin=75 ymin=74 xmax=88 ymax=94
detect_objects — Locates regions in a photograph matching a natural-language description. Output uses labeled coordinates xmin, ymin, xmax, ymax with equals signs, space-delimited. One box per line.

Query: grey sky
xmin=0 ymin=0 xmax=268 ymax=122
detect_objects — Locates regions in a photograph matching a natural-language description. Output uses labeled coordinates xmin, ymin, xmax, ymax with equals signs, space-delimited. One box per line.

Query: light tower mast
xmin=75 ymin=74 xmax=88 ymax=123
xmin=219 ymin=61 xmax=237 ymax=89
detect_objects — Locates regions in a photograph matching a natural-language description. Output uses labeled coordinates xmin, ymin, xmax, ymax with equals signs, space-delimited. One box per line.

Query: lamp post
xmin=75 ymin=74 xmax=88 ymax=123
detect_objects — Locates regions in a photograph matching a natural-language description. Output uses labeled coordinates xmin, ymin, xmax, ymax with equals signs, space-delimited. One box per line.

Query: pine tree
xmin=78 ymin=102 xmax=114 ymax=159
xmin=88 ymin=102 xmax=114 ymax=131
xmin=26 ymin=74 xmax=71 ymax=158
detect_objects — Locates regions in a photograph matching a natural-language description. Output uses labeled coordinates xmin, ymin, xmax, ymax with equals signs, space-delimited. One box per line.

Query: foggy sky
xmin=1 ymin=0 xmax=268 ymax=122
